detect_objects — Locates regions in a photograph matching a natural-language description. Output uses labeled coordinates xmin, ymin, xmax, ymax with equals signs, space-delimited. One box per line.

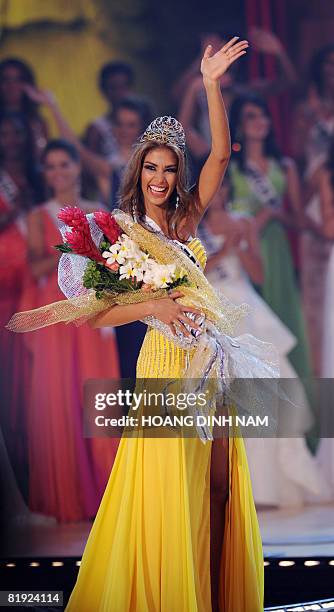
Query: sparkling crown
xmin=139 ymin=116 xmax=186 ymax=152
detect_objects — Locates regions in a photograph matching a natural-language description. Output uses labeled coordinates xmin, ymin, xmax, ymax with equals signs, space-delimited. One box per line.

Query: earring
xmin=175 ymin=193 xmax=180 ymax=209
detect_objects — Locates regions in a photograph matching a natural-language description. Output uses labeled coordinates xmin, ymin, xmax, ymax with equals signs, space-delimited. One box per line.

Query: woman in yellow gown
xmin=65 ymin=37 xmax=264 ymax=612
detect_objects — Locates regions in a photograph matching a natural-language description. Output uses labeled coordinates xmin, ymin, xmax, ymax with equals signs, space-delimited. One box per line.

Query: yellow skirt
xmin=65 ymin=329 xmax=264 ymax=611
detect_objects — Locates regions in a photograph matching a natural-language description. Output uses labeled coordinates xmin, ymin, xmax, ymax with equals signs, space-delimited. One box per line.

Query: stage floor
xmin=2 ymin=502 xmax=334 ymax=559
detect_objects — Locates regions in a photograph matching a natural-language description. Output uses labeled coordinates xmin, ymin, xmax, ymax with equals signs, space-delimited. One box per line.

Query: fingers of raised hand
xmin=229 ymin=50 xmax=248 ymax=64
xmin=203 ymin=44 xmax=214 ymax=59
xmin=22 ymin=84 xmax=39 ymax=100
xmin=221 ymin=39 xmax=249 ymax=61
xmin=221 ymin=36 xmax=240 ymax=52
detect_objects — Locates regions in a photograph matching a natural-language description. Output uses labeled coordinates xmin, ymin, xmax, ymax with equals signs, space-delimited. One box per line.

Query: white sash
xmin=143 ymin=214 xmax=203 ymax=270
xmin=245 ymin=161 xmax=281 ymax=209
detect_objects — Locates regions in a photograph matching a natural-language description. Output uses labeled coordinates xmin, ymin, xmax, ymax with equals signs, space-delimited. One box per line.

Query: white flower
xmin=118 ymin=261 xmax=145 ymax=282
xmin=119 ymin=234 xmax=142 ymax=259
xmin=138 ymin=252 xmax=150 ymax=266
xmin=102 ymin=235 xmax=137 ymax=265
xmin=143 ymin=263 xmax=176 ymax=289
xmin=102 ymin=240 xmax=123 ymax=264
xmin=119 ymin=261 xmax=136 ymax=280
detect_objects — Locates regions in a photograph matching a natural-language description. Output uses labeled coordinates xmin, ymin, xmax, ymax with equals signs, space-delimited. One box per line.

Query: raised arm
xmin=23 ymin=86 xmax=112 ymax=180
xmin=193 ymin=37 xmax=249 ymax=223
xmin=248 ymin=28 xmax=298 ymax=96
xmin=178 ymin=76 xmax=211 ymax=160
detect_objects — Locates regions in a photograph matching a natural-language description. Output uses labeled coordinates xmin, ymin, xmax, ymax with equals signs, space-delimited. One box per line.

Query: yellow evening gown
xmin=65 ymin=237 xmax=264 ymax=612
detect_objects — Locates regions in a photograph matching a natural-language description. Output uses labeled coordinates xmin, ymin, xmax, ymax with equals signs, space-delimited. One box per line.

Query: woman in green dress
xmin=228 ymin=93 xmax=312 ymax=387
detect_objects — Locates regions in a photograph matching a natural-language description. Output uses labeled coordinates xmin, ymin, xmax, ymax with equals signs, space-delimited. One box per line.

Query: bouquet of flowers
xmin=55 ymin=206 xmax=191 ymax=300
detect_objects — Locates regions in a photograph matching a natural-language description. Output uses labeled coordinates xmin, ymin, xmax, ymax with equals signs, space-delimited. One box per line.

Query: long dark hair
xmin=0 ymin=58 xmax=40 ymax=118
xmin=310 ymin=44 xmax=334 ymax=97
xmin=41 ymin=138 xmax=80 ymax=165
xmin=119 ymin=140 xmax=195 ymax=243
xmin=229 ymin=93 xmax=282 ymax=171
xmin=111 ymin=96 xmax=154 ymax=132
xmin=0 ymin=112 xmax=43 ymax=202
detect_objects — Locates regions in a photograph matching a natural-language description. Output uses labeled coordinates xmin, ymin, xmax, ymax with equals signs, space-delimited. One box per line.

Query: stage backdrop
xmin=0 ymin=0 xmax=244 ymax=136
xmin=0 ymin=0 xmax=162 ymax=135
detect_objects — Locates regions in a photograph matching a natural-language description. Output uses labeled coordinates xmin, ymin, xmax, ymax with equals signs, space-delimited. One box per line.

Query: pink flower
xmin=105 ymin=261 xmax=119 ymax=272
xmin=65 ymin=229 xmax=104 ymax=263
xmin=58 ymin=206 xmax=89 ymax=233
xmin=93 ymin=210 xmax=122 ymax=244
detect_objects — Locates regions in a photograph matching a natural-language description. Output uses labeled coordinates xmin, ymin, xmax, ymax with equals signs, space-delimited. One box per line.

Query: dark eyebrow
xmin=143 ymin=160 xmax=177 ymax=169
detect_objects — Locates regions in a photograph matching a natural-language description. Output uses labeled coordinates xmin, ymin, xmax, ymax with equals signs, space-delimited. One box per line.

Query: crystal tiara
xmin=139 ymin=116 xmax=186 ymax=152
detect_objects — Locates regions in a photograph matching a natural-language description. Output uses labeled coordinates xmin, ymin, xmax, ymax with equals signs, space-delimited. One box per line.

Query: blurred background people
xmin=19 ymin=139 xmax=120 ymax=521
xmin=1 ymin=7 xmax=334 ymax=525
xmin=24 ymin=87 xmax=153 ymax=379
xmin=0 ymin=58 xmax=48 ymax=160
xmin=228 ymin=93 xmax=313 ymax=393
xmin=293 ymin=45 xmax=334 ymax=376
xmin=198 ymin=181 xmax=324 ymax=507
xmin=178 ymin=28 xmax=296 ymax=179
xmin=84 ymin=61 xmax=135 ymax=160
xmin=310 ymin=138 xmax=334 ymax=500
xmin=0 ymin=112 xmax=43 ymax=495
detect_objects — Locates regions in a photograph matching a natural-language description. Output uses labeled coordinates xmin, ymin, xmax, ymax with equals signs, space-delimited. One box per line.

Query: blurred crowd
xmin=2 ymin=27 xmax=334 ymax=525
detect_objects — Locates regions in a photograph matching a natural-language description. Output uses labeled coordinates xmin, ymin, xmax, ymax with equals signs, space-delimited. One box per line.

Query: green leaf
xmin=54 ymin=243 xmax=73 ymax=253
xmin=100 ymin=239 xmax=111 ymax=251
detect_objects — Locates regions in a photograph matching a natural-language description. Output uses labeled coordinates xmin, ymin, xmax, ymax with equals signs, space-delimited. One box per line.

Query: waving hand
xmin=200 ymin=36 xmax=249 ymax=84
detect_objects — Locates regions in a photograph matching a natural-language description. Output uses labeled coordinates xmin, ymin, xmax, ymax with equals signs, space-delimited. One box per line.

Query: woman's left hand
xmin=200 ymin=36 xmax=249 ymax=85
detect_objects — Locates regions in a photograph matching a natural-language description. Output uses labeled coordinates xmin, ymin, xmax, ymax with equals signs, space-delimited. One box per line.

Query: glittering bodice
xmin=136 ymin=236 xmax=207 ymax=378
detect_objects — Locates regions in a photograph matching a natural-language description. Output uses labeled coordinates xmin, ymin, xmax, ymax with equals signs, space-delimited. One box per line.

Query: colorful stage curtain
xmin=245 ymin=0 xmax=291 ymax=152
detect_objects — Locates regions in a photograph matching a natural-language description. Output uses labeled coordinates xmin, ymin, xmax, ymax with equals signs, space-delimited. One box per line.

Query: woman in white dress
xmin=198 ymin=181 xmax=326 ymax=507
xmin=295 ymin=44 xmax=334 ymax=376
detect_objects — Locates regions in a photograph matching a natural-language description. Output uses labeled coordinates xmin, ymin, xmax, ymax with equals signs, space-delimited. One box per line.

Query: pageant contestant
xmin=21 ymin=140 xmax=120 ymax=520
xmin=198 ymin=183 xmax=324 ymax=508
xmin=8 ymin=38 xmax=276 ymax=611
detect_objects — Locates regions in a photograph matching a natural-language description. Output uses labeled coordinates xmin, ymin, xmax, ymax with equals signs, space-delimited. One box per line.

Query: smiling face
xmin=240 ymin=102 xmax=271 ymax=142
xmin=44 ymin=149 xmax=80 ymax=196
xmin=140 ymin=146 xmax=178 ymax=214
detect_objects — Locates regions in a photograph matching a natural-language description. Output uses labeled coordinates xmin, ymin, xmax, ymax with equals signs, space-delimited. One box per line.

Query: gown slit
xmin=65 ymin=237 xmax=264 ymax=612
